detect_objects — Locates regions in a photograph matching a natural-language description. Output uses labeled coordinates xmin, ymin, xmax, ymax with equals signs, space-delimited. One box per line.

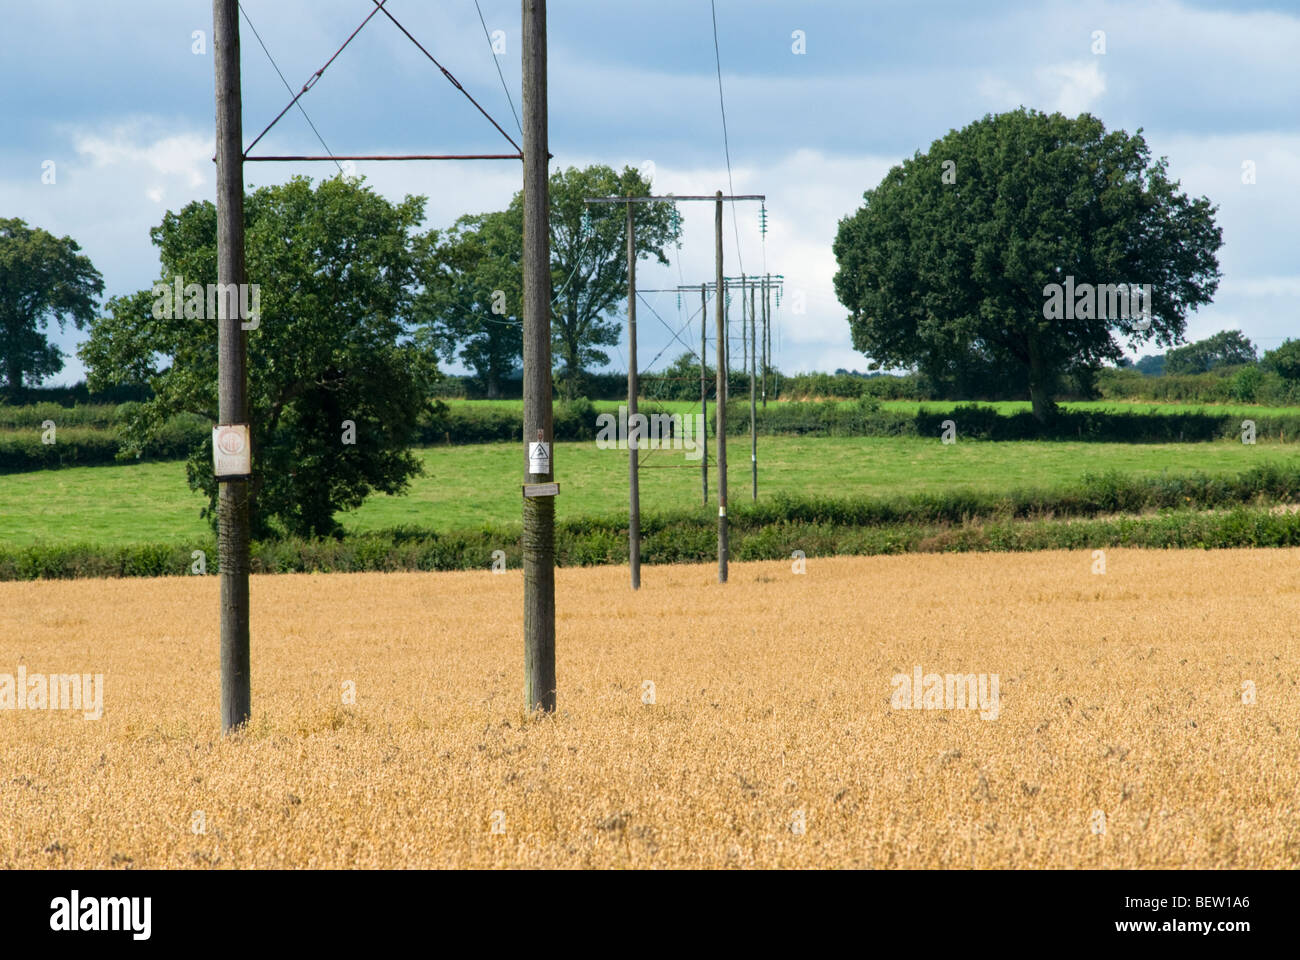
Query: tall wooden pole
xmin=214 ymin=0 xmax=250 ymax=735
xmin=714 ymin=192 xmax=728 ymax=583
xmin=723 ymin=281 xmax=730 ymax=404
xmin=626 ymin=201 xmax=640 ymax=590
xmin=762 ymin=274 xmax=769 ymax=408
xmin=741 ymin=274 xmax=747 ymax=376
xmin=750 ymin=278 xmax=757 ymax=500
xmin=700 ymin=283 xmax=708 ymax=506
xmin=522 ymin=0 xmax=555 ymax=713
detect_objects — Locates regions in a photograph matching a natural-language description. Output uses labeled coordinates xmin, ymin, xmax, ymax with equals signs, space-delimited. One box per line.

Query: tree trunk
xmin=1027 ymin=341 xmax=1056 ymax=424
xmin=563 ymin=337 xmax=579 ymax=400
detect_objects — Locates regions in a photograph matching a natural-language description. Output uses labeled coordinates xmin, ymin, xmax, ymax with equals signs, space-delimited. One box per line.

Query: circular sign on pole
xmin=213 ymin=423 xmax=252 ymax=480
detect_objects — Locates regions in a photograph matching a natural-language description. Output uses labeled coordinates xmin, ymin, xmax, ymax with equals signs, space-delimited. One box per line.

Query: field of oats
xmin=2 ymin=549 xmax=1298 ymax=869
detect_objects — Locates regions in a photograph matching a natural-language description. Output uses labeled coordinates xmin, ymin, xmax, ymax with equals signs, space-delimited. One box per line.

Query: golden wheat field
xmin=1 ymin=549 xmax=1298 ymax=869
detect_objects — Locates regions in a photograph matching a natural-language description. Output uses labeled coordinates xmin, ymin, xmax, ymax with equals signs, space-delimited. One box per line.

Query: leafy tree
xmin=1164 ymin=329 xmax=1256 ymax=375
xmin=1263 ymin=338 xmax=1300 ymax=382
xmin=539 ymin=165 xmax=676 ymax=397
xmin=420 ymin=165 xmax=677 ymax=400
xmin=0 ymin=218 xmax=104 ymax=394
xmin=80 ymin=176 xmax=437 ymax=538
xmin=832 ymin=108 xmax=1223 ymax=422
xmin=413 ymin=208 xmax=522 ymax=398
xmin=1134 ymin=354 xmax=1166 ymax=376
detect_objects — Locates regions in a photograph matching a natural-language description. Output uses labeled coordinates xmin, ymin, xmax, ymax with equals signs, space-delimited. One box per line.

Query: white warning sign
xmin=528 ymin=440 xmax=551 ymax=475
xmin=213 ymin=423 xmax=251 ymax=478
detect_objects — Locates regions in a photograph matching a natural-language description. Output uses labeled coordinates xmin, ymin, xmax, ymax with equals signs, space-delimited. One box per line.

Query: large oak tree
xmin=833 ymin=109 xmax=1223 ymax=421
xmin=0 ymin=218 xmax=103 ymax=395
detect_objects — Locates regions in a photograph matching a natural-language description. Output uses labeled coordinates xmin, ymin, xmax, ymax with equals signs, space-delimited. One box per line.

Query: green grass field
xmin=2 ymin=434 xmax=1294 ymax=547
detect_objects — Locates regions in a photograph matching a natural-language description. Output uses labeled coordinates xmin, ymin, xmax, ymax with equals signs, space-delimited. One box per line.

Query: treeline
xmin=6 ymin=464 xmax=1300 ymax=579
xmin=5 ymin=398 xmax=1299 ymax=472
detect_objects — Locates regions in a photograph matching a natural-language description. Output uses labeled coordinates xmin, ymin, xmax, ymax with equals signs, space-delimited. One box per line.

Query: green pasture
xmin=1 ymin=434 xmax=1293 ymax=548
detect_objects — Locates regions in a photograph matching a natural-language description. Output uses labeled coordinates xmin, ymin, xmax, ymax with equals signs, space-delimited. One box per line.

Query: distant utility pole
xmin=522 ymin=0 xmax=556 ymax=714
xmin=583 ymin=192 xmax=763 ymax=587
xmin=213 ymin=0 xmax=251 ymax=735
xmin=762 ymin=274 xmax=770 ymax=408
xmin=743 ymin=270 xmax=754 ymax=374
xmin=626 ymin=200 xmax=640 ymax=590
xmin=749 ymin=279 xmax=757 ymax=500
xmin=700 ymin=282 xmax=708 ymax=505
xmin=715 ymin=191 xmax=728 ymax=582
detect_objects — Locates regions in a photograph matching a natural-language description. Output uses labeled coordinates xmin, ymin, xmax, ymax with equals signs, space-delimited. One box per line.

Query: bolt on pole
xmin=714 ymin=191 xmax=728 ymax=583
xmin=214 ymin=0 xmax=251 ymax=735
xmin=522 ymin=0 xmax=555 ymax=713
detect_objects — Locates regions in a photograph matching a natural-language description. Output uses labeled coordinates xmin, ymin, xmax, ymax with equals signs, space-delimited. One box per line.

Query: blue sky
xmin=2 ymin=0 xmax=1297 ymax=384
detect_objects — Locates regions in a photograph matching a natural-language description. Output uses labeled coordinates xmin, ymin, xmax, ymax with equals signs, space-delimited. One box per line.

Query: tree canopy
xmin=1163 ymin=329 xmax=1257 ymax=374
xmin=0 ymin=218 xmax=103 ymax=394
xmin=415 ymin=164 xmax=677 ymax=398
xmin=832 ymin=108 xmax=1223 ymax=420
xmin=1262 ymin=338 xmax=1300 ymax=382
xmin=80 ymin=176 xmax=437 ymax=538
xmin=413 ymin=208 xmax=522 ymax=398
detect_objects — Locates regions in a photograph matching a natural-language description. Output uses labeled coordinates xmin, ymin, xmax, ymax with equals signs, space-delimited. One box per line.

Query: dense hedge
xmin=0 ymin=382 xmax=152 ymax=406
xmin=0 ymin=402 xmax=122 ymax=429
xmin=1098 ymin=366 xmax=1300 ymax=405
xmin=0 ymin=415 xmax=208 ymax=473
xmin=5 ymin=466 xmax=1299 ymax=579
xmin=714 ymin=400 xmax=1300 ymax=443
xmin=5 ymin=508 xmax=1299 ymax=580
xmin=4 ymin=400 xmax=1297 ymax=472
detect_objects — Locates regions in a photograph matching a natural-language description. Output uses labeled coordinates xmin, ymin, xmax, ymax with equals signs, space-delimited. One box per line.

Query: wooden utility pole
xmin=700 ymin=282 xmax=708 ymax=506
xmin=522 ymin=0 xmax=555 ymax=713
xmin=741 ymin=273 xmax=747 ymax=376
xmin=762 ymin=274 xmax=769 ymax=408
xmin=714 ymin=191 xmax=728 ymax=582
xmin=750 ymin=278 xmax=757 ymax=500
xmin=626 ymin=200 xmax=640 ymax=590
xmin=214 ymin=0 xmax=250 ymax=735
xmin=723 ymin=281 xmax=730 ymax=402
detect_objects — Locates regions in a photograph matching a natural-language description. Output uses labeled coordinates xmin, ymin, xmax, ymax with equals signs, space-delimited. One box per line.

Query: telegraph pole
xmin=762 ymin=274 xmax=769 ymax=408
xmin=715 ymin=191 xmax=728 ymax=582
xmin=750 ymin=278 xmax=757 ymax=500
xmin=626 ymin=200 xmax=640 ymax=590
xmin=741 ymin=272 xmax=747 ymax=376
xmin=522 ymin=0 xmax=556 ymax=713
xmin=213 ymin=0 xmax=251 ymax=735
xmin=700 ymin=282 xmax=708 ymax=506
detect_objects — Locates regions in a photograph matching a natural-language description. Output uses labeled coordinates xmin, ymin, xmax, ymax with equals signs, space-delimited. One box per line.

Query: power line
xmin=237 ymin=2 xmax=342 ymax=173
xmin=709 ymin=0 xmax=744 ymax=275
xmin=473 ymin=0 xmax=523 ymax=136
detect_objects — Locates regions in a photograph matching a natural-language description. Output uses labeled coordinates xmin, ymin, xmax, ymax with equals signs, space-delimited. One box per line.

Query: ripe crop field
xmin=2 ymin=548 xmax=1297 ymax=868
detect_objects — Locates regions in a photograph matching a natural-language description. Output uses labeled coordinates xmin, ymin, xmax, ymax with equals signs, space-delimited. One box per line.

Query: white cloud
xmin=1039 ymin=60 xmax=1107 ymax=116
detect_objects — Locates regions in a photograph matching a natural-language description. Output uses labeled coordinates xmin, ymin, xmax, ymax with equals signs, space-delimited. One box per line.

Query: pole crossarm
xmin=245 ymin=154 xmax=522 ymax=162
xmin=585 ymin=195 xmax=764 ymax=204
xmin=243 ymin=0 xmax=523 ymax=162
